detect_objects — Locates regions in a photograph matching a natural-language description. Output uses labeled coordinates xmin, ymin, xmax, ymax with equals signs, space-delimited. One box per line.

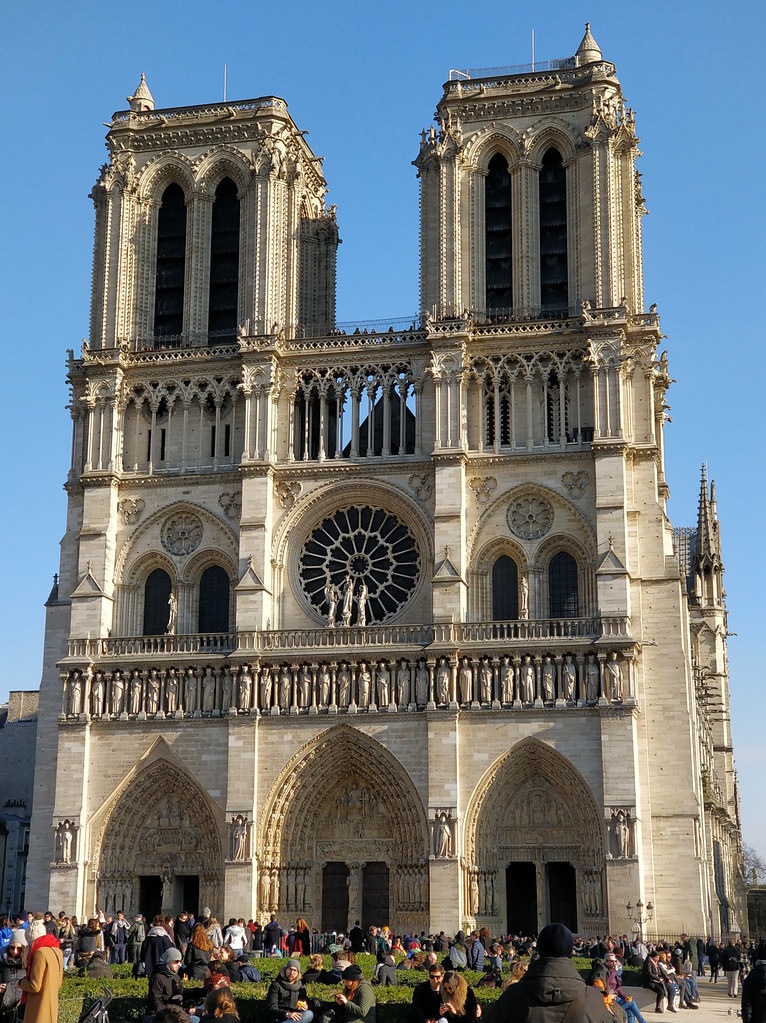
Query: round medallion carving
xmin=299 ymin=505 xmax=420 ymax=624
xmin=161 ymin=512 xmax=204 ymax=556
xmin=507 ymin=496 xmax=554 ymax=540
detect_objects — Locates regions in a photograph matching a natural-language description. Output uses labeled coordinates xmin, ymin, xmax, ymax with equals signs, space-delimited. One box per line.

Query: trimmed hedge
xmin=58 ymin=955 xmax=643 ymax=1023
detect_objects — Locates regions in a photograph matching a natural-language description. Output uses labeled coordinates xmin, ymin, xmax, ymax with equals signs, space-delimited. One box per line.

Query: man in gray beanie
xmin=486 ymin=923 xmax=612 ymax=1023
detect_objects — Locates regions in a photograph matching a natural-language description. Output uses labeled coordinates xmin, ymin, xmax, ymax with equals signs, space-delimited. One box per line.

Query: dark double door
xmin=321 ymin=861 xmax=389 ymax=932
xmin=506 ymin=861 xmax=577 ymax=934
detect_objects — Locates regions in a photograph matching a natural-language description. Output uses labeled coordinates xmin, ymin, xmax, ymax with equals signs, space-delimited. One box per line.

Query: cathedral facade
xmin=27 ymin=27 xmax=745 ymax=938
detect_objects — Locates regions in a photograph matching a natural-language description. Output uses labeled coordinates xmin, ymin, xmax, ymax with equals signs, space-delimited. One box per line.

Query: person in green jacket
xmin=323 ymin=965 xmax=376 ymax=1023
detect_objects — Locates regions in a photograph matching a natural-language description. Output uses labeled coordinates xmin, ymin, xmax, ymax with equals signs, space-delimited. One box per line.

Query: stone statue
xmin=479 ymin=660 xmax=493 ymax=703
xmin=357 ymin=662 xmax=371 ymax=707
xmin=586 ymin=656 xmax=600 ymax=702
xmin=436 ymin=658 xmax=450 ymax=704
xmin=355 ymin=580 xmax=369 ymax=628
xmin=110 ymin=669 xmax=125 ymax=715
xmin=376 ymin=661 xmax=390 ymax=706
xmin=70 ymin=672 xmax=83 ymax=716
xmin=203 ymin=666 xmax=217 ymax=713
xmin=612 ymin=809 xmax=631 ymax=858
xmin=129 ymin=671 xmax=142 ymax=715
xmin=458 ymin=658 xmax=473 ymax=703
xmin=318 ymin=664 xmax=331 ymax=706
xmin=347 ymin=868 xmax=361 ymax=918
xmin=500 ymin=657 xmax=514 ymax=703
xmin=90 ymin=672 xmax=105 ymax=717
xmin=185 ymin=667 xmax=199 ymax=714
xmin=396 ymin=660 xmax=410 ymax=706
xmin=146 ymin=670 xmax=160 ymax=714
xmin=519 ymin=573 xmax=529 ymax=618
xmin=167 ymin=592 xmax=177 ymax=635
xmin=469 ymin=869 xmax=480 ymax=914
xmin=298 ymin=666 xmax=312 ymax=707
xmin=520 ymin=656 xmax=535 ymax=703
xmin=231 ymin=816 xmax=248 ymax=860
xmin=259 ymin=868 xmax=270 ymax=911
xmin=541 ymin=656 xmax=555 ymax=702
xmin=166 ymin=670 xmax=179 ymax=714
xmin=57 ymin=821 xmax=74 ymax=864
xmin=237 ymin=667 xmax=252 ymax=711
xmin=324 ymin=579 xmax=340 ymax=626
xmin=562 ymin=656 xmax=577 ymax=702
xmin=278 ymin=667 xmax=292 ymax=710
xmin=415 ymin=660 xmax=429 ymax=705
xmin=606 ymin=652 xmax=623 ymax=700
xmin=341 ymin=574 xmax=354 ymax=627
xmin=434 ymin=811 xmax=453 ymax=857
xmin=337 ymin=663 xmax=351 ymax=706
xmin=221 ymin=668 xmax=233 ymax=712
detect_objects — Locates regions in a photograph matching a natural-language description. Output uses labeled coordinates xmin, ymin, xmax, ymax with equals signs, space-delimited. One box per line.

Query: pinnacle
xmin=576 ymin=22 xmax=603 ymax=65
xmin=127 ymin=72 xmax=155 ymax=112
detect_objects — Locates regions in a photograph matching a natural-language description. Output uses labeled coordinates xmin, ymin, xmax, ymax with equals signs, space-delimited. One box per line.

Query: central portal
xmin=362 ymin=861 xmax=389 ymax=929
xmin=322 ymin=862 xmax=349 ymax=932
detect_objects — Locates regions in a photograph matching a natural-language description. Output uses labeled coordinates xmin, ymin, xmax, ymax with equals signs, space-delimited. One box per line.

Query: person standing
xmin=741 ymin=941 xmax=766 ymax=1023
xmin=722 ymin=940 xmax=743 ymax=999
xmin=19 ymin=918 xmax=63 ymax=1023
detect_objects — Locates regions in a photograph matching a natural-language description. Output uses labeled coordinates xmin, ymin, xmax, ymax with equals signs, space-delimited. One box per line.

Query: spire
xmin=127 ymin=72 xmax=155 ymax=112
xmin=575 ymin=22 xmax=603 ymax=65
xmin=694 ymin=463 xmax=713 ymax=566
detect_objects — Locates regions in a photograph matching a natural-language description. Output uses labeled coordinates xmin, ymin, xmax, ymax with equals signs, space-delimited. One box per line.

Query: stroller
xmin=76 ymin=987 xmax=112 ymax=1023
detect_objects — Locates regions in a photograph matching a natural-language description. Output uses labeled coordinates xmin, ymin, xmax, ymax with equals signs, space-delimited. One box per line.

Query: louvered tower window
xmin=485 ymin=154 xmax=512 ymax=316
xmin=208 ymin=178 xmax=240 ymax=339
xmin=539 ymin=148 xmax=568 ymax=315
xmin=549 ymin=552 xmax=578 ymax=618
xmin=154 ymin=183 xmax=187 ymax=341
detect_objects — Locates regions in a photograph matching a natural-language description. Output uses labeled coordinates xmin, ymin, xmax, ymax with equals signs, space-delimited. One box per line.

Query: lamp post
xmin=625 ymin=898 xmax=654 ymax=942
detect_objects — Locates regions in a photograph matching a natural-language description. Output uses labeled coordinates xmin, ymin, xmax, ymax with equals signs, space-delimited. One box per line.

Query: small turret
xmin=127 ymin=72 xmax=155 ymax=112
xmin=693 ymin=464 xmax=724 ymax=605
xmin=575 ymin=23 xmax=603 ymax=65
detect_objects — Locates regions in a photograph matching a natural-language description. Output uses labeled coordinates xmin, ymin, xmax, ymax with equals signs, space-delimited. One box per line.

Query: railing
xmin=111 ymin=97 xmax=288 ymax=124
xmin=449 ymin=58 xmax=576 ymax=80
xmin=67 ymin=617 xmax=631 ymax=661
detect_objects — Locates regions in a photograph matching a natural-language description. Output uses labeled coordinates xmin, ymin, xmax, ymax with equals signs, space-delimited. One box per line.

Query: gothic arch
xmin=526 ymin=119 xmax=577 ymax=167
xmin=465 ymin=736 xmax=604 ymax=867
xmin=258 ymin=725 xmax=429 ymax=864
xmin=197 ymin=147 xmax=253 ymax=195
xmin=465 ymin=125 xmax=525 ymax=170
xmin=474 ymin=536 xmax=529 ymax=575
xmin=138 ymin=153 xmax=197 ymax=201
xmin=91 ymin=755 xmax=225 ymax=914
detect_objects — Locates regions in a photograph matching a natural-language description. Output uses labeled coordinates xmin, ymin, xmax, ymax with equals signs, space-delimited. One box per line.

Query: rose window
xmin=507 ymin=496 xmax=554 ymax=540
xmin=161 ymin=513 xmax=204 ymax=555
xmin=299 ymin=505 xmax=420 ymax=624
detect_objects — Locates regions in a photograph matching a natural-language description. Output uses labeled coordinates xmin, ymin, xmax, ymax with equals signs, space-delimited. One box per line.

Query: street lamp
xmin=626 ymin=898 xmax=654 ymax=941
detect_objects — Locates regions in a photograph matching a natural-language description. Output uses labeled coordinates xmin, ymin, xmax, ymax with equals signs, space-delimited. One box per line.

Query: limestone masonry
xmin=26 ymin=27 xmax=745 ymax=937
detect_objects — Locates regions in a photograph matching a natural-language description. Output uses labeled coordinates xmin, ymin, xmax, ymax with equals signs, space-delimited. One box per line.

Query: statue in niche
xmin=167 ymin=592 xmax=177 ymax=635
xmin=415 ymin=660 xmax=429 ymax=705
xmin=185 ymin=667 xmax=199 ymax=714
xmin=129 ymin=671 xmax=142 ymax=714
xmin=146 ymin=670 xmax=160 ymax=714
xmin=324 ymin=578 xmax=340 ymax=627
xmin=231 ymin=815 xmax=248 ymax=860
xmin=355 ymin=581 xmax=369 ymax=628
xmin=357 ymin=662 xmax=371 ymax=707
xmin=237 ymin=667 xmax=252 ymax=711
xmin=69 ymin=672 xmax=82 ymax=716
xmin=611 ymin=809 xmax=632 ymax=858
xmin=376 ymin=662 xmax=390 ymax=706
xmin=298 ymin=666 xmax=312 ymax=708
xmin=341 ymin=574 xmax=354 ymax=627
xmin=110 ymin=669 xmax=125 ymax=716
xmin=318 ymin=664 xmax=331 ymax=706
xmin=259 ymin=869 xmax=270 ymax=911
xmin=166 ymin=671 xmax=179 ymax=714
xmin=347 ymin=868 xmax=361 ymax=917
xmin=203 ymin=667 xmax=217 ymax=713
xmin=90 ymin=672 xmax=105 ymax=717
xmin=606 ymin=652 xmax=623 ymax=701
xmin=436 ymin=658 xmax=450 ymax=704
xmin=500 ymin=657 xmax=514 ymax=703
xmin=458 ymin=658 xmax=473 ymax=703
xmin=562 ymin=656 xmax=577 ymax=702
xmin=469 ymin=869 xmax=480 ymax=914
xmin=221 ymin=669 xmax=233 ymax=713
xmin=57 ymin=820 xmax=74 ymax=864
xmin=433 ymin=811 xmax=454 ymax=858
xmin=519 ymin=656 xmax=535 ymax=703
xmin=278 ymin=667 xmax=291 ymax=710
xmin=396 ymin=660 xmax=410 ymax=706
xmin=519 ymin=574 xmax=529 ymax=619
xmin=586 ymin=656 xmax=600 ymax=702
xmin=337 ymin=663 xmax=351 ymax=706
xmin=479 ymin=660 xmax=493 ymax=703
xmin=541 ymin=656 xmax=555 ymax=702
xmin=489 ymin=873 xmax=496 ymax=915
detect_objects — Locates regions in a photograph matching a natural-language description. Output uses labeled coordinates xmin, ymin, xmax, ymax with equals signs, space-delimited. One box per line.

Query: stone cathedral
xmin=28 ymin=27 xmax=745 ymax=938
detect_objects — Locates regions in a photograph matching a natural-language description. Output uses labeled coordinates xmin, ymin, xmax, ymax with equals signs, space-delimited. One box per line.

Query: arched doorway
xmin=464 ymin=737 xmax=606 ymax=934
xmin=258 ymin=726 xmax=429 ymax=933
xmin=93 ymin=759 xmax=224 ymax=917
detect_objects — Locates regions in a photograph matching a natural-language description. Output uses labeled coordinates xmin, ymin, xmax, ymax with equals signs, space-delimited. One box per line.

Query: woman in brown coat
xmin=19 ymin=919 xmax=64 ymax=1023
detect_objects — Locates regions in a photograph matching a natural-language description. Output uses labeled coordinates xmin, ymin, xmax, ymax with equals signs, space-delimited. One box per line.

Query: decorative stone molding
xmin=218 ymin=492 xmax=241 ymax=519
xmin=507 ymin=495 xmax=554 ymax=540
xmin=118 ymin=498 xmax=145 ymax=524
xmin=468 ymin=476 xmax=497 ymax=505
xmin=561 ymin=470 xmax=590 ymax=498
xmin=161 ymin=512 xmax=204 ymax=555
xmin=407 ymin=473 xmax=432 ymax=500
xmin=275 ymin=479 xmax=301 ymax=508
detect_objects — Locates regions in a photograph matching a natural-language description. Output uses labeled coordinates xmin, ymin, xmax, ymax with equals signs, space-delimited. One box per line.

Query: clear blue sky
xmin=1 ymin=0 xmax=764 ymax=860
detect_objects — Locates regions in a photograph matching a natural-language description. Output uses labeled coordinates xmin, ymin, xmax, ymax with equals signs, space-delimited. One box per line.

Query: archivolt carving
xmin=464 ymin=737 xmax=603 ymax=869
xmin=136 ymin=152 xmax=197 ymax=201
xmin=196 ymin=146 xmax=253 ymax=194
xmin=258 ymin=725 xmax=428 ymax=865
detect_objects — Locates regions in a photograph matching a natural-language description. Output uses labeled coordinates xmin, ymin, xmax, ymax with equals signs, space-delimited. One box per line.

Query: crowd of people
xmin=0 ymin=910 xmax=764 ymax=1023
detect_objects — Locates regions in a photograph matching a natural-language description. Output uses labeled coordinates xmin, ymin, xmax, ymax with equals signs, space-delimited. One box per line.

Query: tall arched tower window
xmin=199 ymin=566 xmax=230 ymax=633
xmin=492 ymin=555 xmax=519 ymax=620
xmin=485 ymin=154 xmax=513 ymax=316
xmin=549 ymin=552 xmax=578 ymax=618
xmin=539 ymin=148 xmax=567 ymax=315
xmin=143 ymin=569 xmax=172 ymax=635
xmin=154 ymin=183 xmax=187 ymax=340
xmin=208 ymin=178 xmax=240 ymax=340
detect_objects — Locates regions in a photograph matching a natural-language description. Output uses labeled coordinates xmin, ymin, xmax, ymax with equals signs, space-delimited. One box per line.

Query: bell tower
xmin=415 ymin=24 xmax=646 ymax=320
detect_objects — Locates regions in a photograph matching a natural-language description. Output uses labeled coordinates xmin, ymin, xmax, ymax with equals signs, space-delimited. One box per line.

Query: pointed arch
xmin=138 ymin=153 xmax=196 ymax=202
